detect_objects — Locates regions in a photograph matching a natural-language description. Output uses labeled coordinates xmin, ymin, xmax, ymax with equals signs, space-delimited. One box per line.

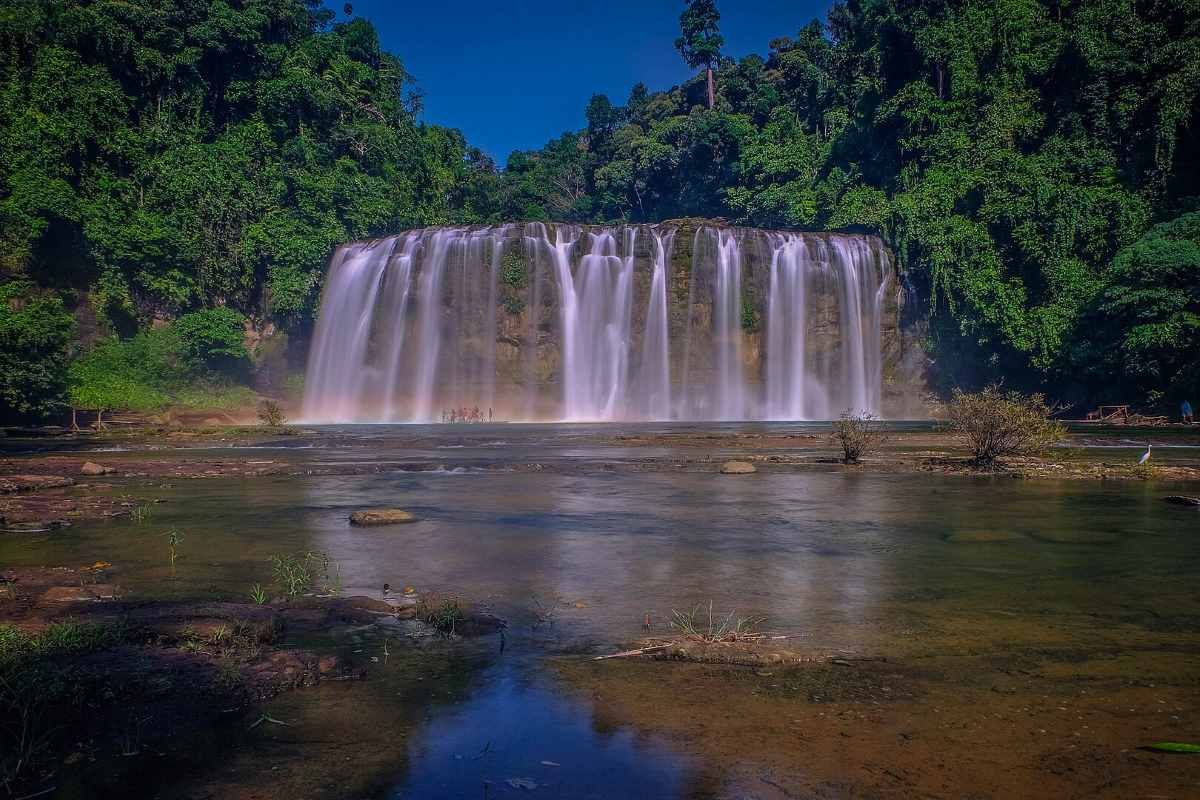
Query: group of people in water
xmin=441 ymin=406 xmax=493 ymax=423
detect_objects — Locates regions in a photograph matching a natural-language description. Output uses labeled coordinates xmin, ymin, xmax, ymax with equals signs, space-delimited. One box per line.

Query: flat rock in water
xmin=80 ymin=461 xmax=116 ymax=476
xmin=720 ymin=461 xmax=757 ymax=475
xmin=0 ymin=474 xmax=74 ymax=493
xmin=1163 ymin=495 xmax=1200 ymax=507
xmin=41 ymin=584 xmax=121 ymax=603
xmin=2 ymin=519 xmax=70 ymax=532
xmin=349 ymin=508 xmax=417 ymax=526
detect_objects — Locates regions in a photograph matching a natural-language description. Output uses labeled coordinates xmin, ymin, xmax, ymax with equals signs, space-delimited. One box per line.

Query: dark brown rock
xmin=80 ymin=461 xmax=116 ymax=476
xmin=1163 ymin=495 xmax=1200 ymax=507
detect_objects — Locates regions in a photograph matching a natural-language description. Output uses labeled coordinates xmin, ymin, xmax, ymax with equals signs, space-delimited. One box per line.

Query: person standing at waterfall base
xmin=1183 ymin=399 xmax=1194 ymax=424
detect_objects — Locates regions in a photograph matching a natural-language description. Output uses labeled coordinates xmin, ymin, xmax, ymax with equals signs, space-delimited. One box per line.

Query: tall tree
xmin=675 ymin=0 xmax=723 ymax=109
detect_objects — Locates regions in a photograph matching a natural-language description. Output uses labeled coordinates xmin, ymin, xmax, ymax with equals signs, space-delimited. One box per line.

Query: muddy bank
xmin=560 ymin=642 xmax=1199 ymax=799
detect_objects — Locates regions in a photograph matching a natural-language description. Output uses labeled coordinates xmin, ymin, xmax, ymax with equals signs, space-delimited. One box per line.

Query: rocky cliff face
xmin=302 ymin=220 xmax=927 ymax=422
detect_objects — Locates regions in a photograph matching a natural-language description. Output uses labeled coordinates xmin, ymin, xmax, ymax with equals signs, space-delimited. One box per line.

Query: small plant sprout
xmin=270 ymin=553 xmax=313 ymax=596
xmin=250 ymin=583 xmax=268 ymax=605
xmin=416 ymin=595 xmax=466 ymax=635
xmin=669 ymin=600 xmax=765 ymax=643
xmin=131 ymin=503 xmax=153 ymax=523
xmin=164 ymin=528 xmax=183 ymax=572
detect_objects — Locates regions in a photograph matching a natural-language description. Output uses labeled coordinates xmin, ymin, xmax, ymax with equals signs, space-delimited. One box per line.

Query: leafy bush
xmin=948 ymin=388 xmax=1067 ymax=466
xmin=831 ymin=411 xmax=885 ymax=464
xmin=68 ymin=328 xmax=181 ymax=412
xmin=68 ymin=312 xmax=251 ymax=413
xmin=258 ymin=400 xmax=286 ymax=426
xmin=0 ymin=282 xmax=75 ymax=421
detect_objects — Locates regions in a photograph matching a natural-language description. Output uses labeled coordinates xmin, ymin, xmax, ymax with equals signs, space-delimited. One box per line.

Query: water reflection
xmin=392 ymin=660 xmax=688 ymax=799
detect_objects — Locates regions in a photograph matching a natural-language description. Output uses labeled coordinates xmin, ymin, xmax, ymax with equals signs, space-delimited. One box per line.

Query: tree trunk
xmin=706 ymin=66 xmax=715 ymax=109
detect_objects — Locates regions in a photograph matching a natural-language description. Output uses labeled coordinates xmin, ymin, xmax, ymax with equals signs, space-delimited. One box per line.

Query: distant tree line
xmin=1 ymin=0 xmax=1197 ymax=420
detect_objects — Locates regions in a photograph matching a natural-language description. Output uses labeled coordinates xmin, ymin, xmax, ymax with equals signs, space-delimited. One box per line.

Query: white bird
xmin=1138 ymin=443 xmax=1152 ymax=465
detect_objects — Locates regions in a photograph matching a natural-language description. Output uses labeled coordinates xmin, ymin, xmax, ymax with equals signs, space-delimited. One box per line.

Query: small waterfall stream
xmin=302 ymin=222 xmax=896 ymax=423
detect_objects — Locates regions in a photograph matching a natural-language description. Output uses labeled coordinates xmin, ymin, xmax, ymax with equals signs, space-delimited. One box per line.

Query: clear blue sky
xmin=347 ymin=1 xmax=833 ymax=162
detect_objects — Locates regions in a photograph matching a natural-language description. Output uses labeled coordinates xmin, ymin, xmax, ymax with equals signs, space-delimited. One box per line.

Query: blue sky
xmin=347 ymin=1 xmax=833 ymax=162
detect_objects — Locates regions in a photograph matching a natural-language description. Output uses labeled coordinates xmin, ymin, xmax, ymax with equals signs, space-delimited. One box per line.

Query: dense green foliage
xmin=0 ymin=281 xmax=75 ymax=419
xmin=68 ymin=310 xmax=252 ymax=412
xmin=1 ymin=0 xmax=1198 ymax=420
xmin=494 ymin=0 xmax=1200 ymax=409
xmin=0 ymin=0 xmax=494 ymax=420
xmin=1083 ymin=211 xmax=1200 ymax=403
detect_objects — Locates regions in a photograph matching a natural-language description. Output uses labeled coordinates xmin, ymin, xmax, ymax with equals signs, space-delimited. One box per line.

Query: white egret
xmin=1138 ymin=443 xmax=1152 ymax=465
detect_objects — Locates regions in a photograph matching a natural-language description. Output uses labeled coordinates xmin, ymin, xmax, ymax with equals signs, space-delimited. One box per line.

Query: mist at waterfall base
xmin=301 ymin=223 xmax=897 ymax=424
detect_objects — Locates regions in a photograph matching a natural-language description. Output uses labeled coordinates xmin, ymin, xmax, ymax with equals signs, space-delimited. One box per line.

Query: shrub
xmin=831 ymin=411 xmax=885 ymax=464
xmin=948 ymin=387 xmax=1067 ymax=466
xmin=68 ymin=310 xmax=252 ymax=414
xmin=0 ymin=282 xmax=75 ymax=421
xmin=258 ymin=399 xmax=286 ymax=427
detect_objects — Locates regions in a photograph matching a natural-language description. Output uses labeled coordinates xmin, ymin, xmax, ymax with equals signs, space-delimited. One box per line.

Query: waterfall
xmin=301 ymin=222 xmax=896 ymax=423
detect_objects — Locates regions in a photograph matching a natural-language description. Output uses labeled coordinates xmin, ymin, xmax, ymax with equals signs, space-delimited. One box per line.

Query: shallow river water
xmin=4 ymin=423 xmax=1199 ymax=798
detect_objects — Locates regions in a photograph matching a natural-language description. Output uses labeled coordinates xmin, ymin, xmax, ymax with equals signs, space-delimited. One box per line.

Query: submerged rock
xmin=81 ymin=461 xmax=116 ymax=476
xmin=1163 ymin=495 xmax=1200 ymax=507
xmin=0 ymin=474 xmax=75 ymax=493
xmin=945 ymin=530 xmax=1025 ymax=544
xmin=41 ymin=584 xmax=121 ymax=602
xmin=1029 ymin=529 xmax=1119 ymax=545
xmin=349 ymin=508 xmax=417 ymax=526
xmin=720 ymin=461 xmax=757 ymax=475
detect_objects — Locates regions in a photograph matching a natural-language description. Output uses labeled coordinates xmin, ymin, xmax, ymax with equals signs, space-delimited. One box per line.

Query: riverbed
xmin=2 ymin=423 xmax=1198 ymax=798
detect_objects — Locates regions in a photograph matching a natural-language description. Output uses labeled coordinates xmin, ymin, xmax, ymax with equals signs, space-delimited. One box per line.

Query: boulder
xmin=80 ymin=461 xmax=116 ymax=476
xmin=719 ymin=461 xmax=757 ymax=475
xmin=349 ymin=508 xmax=417 ymax=526
xmin=1163 ymin=495 xmax=1200 ymax=507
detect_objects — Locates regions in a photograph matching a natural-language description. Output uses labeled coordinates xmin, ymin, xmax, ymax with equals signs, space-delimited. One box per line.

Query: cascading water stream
xmin=301 ymin=222 xmax=897 ymax=423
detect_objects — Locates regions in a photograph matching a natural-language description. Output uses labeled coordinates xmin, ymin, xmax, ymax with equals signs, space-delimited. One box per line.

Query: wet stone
xmin=41 ymin=584 xmax=121 ymax=603
xmin=81 ymin=461 xmax=117 ymax=476
xmin=720 ymin=461 xmax=757 ymax=475
xmin=0 ymin=474 xmax=75 ymax=493
xmin=349 ymin=508 xmax=418 ymax=526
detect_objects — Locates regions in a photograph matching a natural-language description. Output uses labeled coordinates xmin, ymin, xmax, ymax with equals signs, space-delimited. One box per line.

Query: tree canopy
xmin=1 ymin=0 xmax=1198 ymax=421
xmin=489 ymin=0 xmax=1200 ymax=409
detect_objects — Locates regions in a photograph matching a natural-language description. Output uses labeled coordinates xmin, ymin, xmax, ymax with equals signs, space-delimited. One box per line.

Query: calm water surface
xmin=4 ymin=423 xmax=1198 ymax=798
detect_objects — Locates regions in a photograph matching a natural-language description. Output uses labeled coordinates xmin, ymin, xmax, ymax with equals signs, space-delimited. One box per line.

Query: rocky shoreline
xmin=2 ymin=426 xmax=1197 ymax=529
